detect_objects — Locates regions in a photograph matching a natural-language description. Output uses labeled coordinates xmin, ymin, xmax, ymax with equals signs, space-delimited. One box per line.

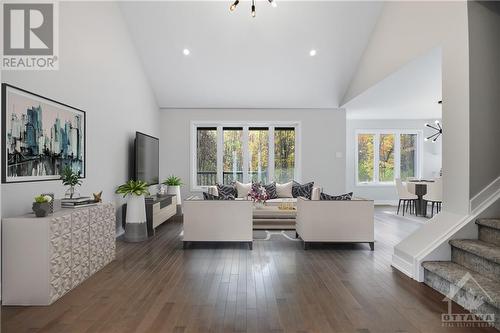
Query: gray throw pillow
xmin=320 ymin=192 xmax=353 ymax=201
xmin=292 ymin=181 xmax=314 ymax=199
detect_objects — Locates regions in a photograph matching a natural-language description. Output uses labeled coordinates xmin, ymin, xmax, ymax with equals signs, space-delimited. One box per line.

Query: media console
xmin=122 ymin=194 xmax=177 ymax=237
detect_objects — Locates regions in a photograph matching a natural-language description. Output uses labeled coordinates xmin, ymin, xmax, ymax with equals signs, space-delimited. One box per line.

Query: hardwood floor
xmin=2 ymin=208 xmax=496 ymax=333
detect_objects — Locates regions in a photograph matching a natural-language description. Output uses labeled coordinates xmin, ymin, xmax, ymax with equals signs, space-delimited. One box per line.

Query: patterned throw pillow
xmin=203 ymin=192 xmax=235 ymax=200
xmin=320 ymin=192 xmax=353 ymax=201
xmin=292 ymin=181 xmax=314 ymax=199
xmin=262 ymin=182 xmax=278 ymax=199
xmin=216 ymin=183 xmax=237 ymax=198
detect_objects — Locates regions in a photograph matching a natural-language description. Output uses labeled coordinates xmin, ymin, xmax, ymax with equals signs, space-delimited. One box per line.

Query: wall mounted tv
xmin=134 ymin=132 xmax=159 ymax=185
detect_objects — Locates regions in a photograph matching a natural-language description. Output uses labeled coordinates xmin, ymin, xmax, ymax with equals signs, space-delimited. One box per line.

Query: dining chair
xmin=423 ymin=178 xmax=443 ymax=217
xmin=395 ymin=178 xmax=418 ymax=216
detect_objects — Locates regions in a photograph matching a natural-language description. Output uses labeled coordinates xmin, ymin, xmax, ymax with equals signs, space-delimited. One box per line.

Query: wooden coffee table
xmin=252 ymin=206 xmax=297 ymax=230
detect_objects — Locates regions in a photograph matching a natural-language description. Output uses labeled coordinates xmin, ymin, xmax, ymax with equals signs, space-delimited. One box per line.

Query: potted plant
xmin=116 ymin=180 xmax=150 ymax=242
xmin=162 ymin=175 xmax=183 ymax=204
xmin=61 ymin=166 xmax=82 ymax=199
xmin=32 ymin=194 xmax=53 ymax=217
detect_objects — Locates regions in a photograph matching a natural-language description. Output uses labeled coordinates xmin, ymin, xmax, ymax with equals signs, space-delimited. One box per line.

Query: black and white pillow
xmin=203 ymin=192 xmax=235 ymax=200
xmin=262 ymin=182 xmax=278 ymax=199
xmin=320 ymin=192 xmax=353 ymax=201
xmin=292 ymin=181 xmax=314 ymax=199
xmin=216 ymin=183 xmax=237 ymax=198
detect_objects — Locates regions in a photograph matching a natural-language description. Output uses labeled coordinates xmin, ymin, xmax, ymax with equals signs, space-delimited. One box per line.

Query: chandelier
xmin=230 ymin=0 xmax=277 ymax=17
xmin=425 ymin=100 xmax=443 ymax=143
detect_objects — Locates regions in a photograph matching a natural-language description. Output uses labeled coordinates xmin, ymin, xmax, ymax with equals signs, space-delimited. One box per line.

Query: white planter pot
xmin=124 ymin=194 xmax=147 ymax=242
xmin=167 ymin=185 xmax=182 ymax=204
xmin=126 ymin=195 xmax=146 ymax=223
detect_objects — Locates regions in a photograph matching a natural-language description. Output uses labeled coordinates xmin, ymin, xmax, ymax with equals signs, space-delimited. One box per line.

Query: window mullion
xmin=395 ymin=133 xmax=401 ymax=180
xmin=373 ymin=134 xmax=380 ymax=183
xmin=268 ymin=126 xmax=275 ymax=183
xmin=242 ymin=126 xmax=249 ymax=183
xmin=216 ymin=126 xmax=223 ymax=184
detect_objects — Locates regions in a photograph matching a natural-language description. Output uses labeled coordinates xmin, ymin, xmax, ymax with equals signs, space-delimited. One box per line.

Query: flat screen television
xmin=134 ymin=132 xmax=159 ymax=185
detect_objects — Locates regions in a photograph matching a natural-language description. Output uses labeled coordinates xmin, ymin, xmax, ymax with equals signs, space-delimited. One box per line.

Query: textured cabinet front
xmin=2 ymin=203 xmax=116 ymax=305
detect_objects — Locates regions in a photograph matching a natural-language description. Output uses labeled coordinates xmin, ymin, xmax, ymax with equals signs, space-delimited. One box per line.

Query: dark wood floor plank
xmin=2 ymin=207 xmax=498 ymax=333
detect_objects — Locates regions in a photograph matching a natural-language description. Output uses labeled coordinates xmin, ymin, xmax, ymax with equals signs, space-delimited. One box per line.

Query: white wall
xmin=159 ymin=108 xmax=346 ymax=198
xmin=344 ymin=1 xmax=470 ymax=216
xmin=1 ymin=2 xmax=160 ymax=222
xmin=346 ymin=119 xmax=442 ymax=203
xmin=346 ymin=1 xmax=470 ymax=280
xmin=468 ymin=1 xmax=500 ymax=197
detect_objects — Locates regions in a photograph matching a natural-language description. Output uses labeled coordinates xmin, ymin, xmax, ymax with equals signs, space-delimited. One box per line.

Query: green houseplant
xmin=116 ymin=180 xmax=150 ymax=242
xmin=162 ymin=175 xmax=183 ymax=204
xmin=32 ymin=194 xmax=53 ymax=217
xmin=61 ymin=166 xmax=82 ymax=199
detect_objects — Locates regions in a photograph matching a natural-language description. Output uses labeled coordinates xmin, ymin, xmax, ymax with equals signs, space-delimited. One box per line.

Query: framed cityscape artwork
xmin=2 ymin=84 xmax=86 ymax=183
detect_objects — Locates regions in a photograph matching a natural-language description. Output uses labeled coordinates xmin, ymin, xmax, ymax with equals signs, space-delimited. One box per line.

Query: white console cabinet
xmin=2 ymin=203 xmax=116 ymax=305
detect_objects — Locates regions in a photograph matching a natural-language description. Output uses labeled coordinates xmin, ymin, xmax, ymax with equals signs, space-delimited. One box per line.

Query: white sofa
xmin=296 ymin=197 xmax=375 ymax=250
xmin=183 ymin=199 xmax=253 ymax=249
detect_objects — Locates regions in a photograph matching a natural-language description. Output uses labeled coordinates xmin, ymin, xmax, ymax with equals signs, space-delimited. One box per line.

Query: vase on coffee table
xmin=254 ymin=201 xmax=265 ymax=209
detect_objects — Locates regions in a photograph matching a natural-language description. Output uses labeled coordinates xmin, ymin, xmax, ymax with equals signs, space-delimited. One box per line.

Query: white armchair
xmin=295 ymin=197 xmax=374 ymax=250
xmin=183 ymin=199 xmax=253 ymax=249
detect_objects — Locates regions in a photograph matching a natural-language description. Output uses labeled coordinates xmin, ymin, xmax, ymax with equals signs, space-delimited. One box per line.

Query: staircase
xmin=422 ymin=218 xmax=500 ymax=330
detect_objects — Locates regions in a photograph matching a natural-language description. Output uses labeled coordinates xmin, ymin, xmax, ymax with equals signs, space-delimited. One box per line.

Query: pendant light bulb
xmin=251 ymin=4 xmax=256 ymax=17
xmin=230 ymin=0 xmax=239 ymax=12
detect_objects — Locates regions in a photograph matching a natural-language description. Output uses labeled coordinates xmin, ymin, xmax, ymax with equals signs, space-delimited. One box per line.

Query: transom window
xmin=355 ymin=130 xmax=422 ymax=185
xmin=191 ymin=122 xmax=300 ymax=190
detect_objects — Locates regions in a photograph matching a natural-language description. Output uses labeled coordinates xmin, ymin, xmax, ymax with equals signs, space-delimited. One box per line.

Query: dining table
xmin=406 ymin=179 xmax=435 ymax=217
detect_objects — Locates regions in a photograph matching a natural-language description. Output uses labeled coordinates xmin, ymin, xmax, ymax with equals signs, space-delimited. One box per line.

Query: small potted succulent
xmin=162 ymin=175 xmax=183 ymax=204
xmin=116 ymin=180 xmax=150 ymax=242
xmin=32 ymin=194 xmax=53 ymax=217
xmin=61 ymin=166 xmax=82 ymax=199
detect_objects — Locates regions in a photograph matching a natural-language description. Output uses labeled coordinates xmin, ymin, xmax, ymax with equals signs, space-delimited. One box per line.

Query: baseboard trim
xmin=391 ymin=254 xmax=414 ymax=278
xmin=470 ymin=175 xmax=500 ymax=212
xmin=374 ymin=200 xmax=398 ymax=206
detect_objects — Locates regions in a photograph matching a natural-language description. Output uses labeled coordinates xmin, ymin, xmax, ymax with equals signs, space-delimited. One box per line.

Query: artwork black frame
xmin=1 ymin=83 xmax=86 ymax=183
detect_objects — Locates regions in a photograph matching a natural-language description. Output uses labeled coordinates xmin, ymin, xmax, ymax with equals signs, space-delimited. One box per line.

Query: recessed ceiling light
xmin=309 ymin=49 xmax=317 ymax=57
xmin=183 ymin=49 xmax=190 ymax=56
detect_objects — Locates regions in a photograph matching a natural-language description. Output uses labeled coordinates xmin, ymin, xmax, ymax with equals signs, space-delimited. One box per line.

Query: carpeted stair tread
xmin=422 ymin=261 xmax=500 ymax=309
xmin=476 ymin=218 xmax=500 ymax=231
xmin=449 ymin=239 xmax=500 ymax=264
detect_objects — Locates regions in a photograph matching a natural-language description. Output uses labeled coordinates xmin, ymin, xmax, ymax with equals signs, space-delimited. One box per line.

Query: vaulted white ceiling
xmin=343 ymin=47 xmax=442 ymax=119
xmin=120 ymin=1 xmax=383 ymax=109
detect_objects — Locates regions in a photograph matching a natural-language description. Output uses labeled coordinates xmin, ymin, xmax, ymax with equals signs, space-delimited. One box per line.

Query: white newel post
xmin=124 ymin=194 xmax=148 ymax=242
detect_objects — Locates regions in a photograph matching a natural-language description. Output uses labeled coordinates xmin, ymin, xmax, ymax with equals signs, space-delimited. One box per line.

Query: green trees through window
xmin=195 ymin=125 xmax=296 ymax=187
xmin=357 ymin=131 xmax=419 ymax=184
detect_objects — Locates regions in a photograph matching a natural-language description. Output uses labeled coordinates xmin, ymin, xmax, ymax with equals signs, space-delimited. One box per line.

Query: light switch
xmin=335 ymin=152 xmax=343 ymax=158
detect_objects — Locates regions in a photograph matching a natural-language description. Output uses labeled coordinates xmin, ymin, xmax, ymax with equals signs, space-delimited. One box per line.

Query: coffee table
xmin=252 ymin=206 xmax=297 ymax=230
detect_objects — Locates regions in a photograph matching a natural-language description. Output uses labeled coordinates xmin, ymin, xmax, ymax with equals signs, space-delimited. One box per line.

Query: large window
xmin=191 ymin=123 xmax=299 ymax=190
xmin=196 ymin=127 xmax=217 ymax=186
xmin=248 ymin=127 xmax=269 ymax=183
xmin=356 ymin=130 xmax=421 ymax=185
xmin=223 ymin=127 xmax=243 ymax=184
xmin=274 ymin=127 xmax=296 ymax=183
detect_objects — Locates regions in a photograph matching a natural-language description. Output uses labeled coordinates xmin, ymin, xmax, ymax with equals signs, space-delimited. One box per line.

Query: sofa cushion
xmin=276 ymin=181 xmax=293 ymax=198
xmin=292 ymin=181 xmax=314 ymax=199
xmin=262 ymin=182 xmax=278 ymax=199
xmin=235 ymin=181 xmax=252 ymax=198
xmin=217 ymin=183 xmax=237 ymax=198
xmin=320 ymin=192 xmax=353 ymax=201
xmin=203 ymin=192 xmax=235 ymax=200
